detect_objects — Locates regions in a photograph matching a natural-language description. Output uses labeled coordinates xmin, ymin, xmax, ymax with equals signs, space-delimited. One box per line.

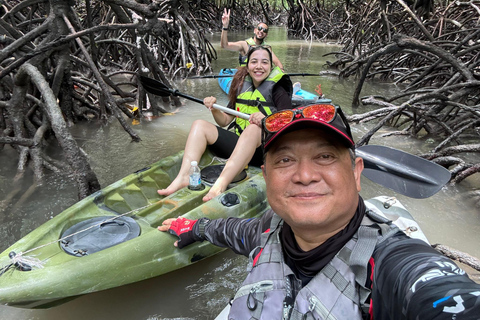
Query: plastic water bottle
xmin=188 ymin=161 xmax=202 ymax=190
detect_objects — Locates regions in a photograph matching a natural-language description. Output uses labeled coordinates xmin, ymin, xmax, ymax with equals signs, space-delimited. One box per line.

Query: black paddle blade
xmin=140 ymin=76 xmax=204 ymax=105
xmin=357 ymin=145 xmax=451 ymax=199
xmin=139 ymin=75 xmax=173 ymax=97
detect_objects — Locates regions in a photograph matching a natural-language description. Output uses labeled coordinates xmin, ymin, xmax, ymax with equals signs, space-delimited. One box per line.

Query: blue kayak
xmin=218 ymin=68 xmax=332 ymax=106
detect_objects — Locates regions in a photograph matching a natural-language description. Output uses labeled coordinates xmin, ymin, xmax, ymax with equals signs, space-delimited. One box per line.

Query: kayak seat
xmin=201 ymin=165 xmax=247 ymax=186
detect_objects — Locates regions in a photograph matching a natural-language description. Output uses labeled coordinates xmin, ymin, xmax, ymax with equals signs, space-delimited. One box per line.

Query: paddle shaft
xmin=139 ymin=75 xmax=249 ymax=120
xmin=190 ymin=72 xmax=319 ymax=79
xmin=171 ymin=89 xmax=249 ymax=120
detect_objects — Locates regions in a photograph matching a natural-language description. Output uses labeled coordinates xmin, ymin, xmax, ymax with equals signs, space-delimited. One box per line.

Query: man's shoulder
xmin=374 ymin=231 xmax=432 ymax=256
xmin=245 ymin=36 xmax=255 ymax=42
xmin=372 ymin=232 xmax=457 ymax=280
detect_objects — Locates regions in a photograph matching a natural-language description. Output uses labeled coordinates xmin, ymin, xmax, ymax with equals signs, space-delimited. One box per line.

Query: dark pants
xmin=208 ymin=126 xmax=263 ymax=167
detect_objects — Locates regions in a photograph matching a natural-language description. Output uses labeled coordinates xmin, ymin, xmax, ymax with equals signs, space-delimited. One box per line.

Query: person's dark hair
xmin=228 ymin=46 xmax=273 ymax=105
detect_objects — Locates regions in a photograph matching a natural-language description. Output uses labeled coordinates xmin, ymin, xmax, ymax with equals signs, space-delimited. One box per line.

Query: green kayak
xmin=0 ymin=149 xmax=268 ymax=309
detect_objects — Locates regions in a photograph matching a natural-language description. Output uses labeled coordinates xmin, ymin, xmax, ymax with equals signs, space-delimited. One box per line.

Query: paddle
xmin=140 ymin=75 xmax=249 ymax=120
xmin=357 ymin=145 xmax=451 ymax=199
xmin=189 ymin=72 xmax=320 ymax=79
xmin=140 ymin=75 xmax=451 ymax=198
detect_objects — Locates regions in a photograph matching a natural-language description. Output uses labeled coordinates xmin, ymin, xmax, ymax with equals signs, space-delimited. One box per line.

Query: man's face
xmin=254 ymin=23 xmax=268 ymax=40
xmin=262 ymin=128 xmax=363 ymax=237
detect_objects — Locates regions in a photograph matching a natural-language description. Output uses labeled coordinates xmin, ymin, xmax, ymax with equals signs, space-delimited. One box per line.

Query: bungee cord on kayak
xmin=0 ymin=204 xmax=151 ymax=273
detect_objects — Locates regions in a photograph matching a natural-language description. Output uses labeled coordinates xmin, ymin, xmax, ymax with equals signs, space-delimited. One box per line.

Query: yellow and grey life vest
xmin=231 ymin=67 xmax=288 ymax=136
xmin=239 ymin=37 xmax=268 ymax=66
xmin=227 ymin=207 xmax=400 ymax=320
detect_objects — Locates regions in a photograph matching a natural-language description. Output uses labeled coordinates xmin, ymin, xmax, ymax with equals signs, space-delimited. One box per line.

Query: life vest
xmin=239 ymin=37 xmax=268 ymax=66
xmin=227 ymin=206 xmax=401 ymax=320
xmin=231 ymin=67 xmax=290 ymax=136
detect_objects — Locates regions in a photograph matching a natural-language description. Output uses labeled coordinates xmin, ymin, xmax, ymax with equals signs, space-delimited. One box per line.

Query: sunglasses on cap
xmin=256 ymin=26 xmax=269 ymax=33
xmin=264 ymin=104 xmax=340 ymax=132
xmin=262 ymin=104 xmax=354 ymax=150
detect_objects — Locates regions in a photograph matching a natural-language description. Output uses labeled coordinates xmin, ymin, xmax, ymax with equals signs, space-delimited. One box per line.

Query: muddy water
xmin=0 ymin=27 xmax=479 ymax=319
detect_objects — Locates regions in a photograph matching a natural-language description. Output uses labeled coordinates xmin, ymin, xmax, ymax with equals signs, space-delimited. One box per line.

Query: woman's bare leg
xmin=203 ymin=125 xmax=262 ymax=202
xmin=158 ymin=120 xmax=219 ymax=196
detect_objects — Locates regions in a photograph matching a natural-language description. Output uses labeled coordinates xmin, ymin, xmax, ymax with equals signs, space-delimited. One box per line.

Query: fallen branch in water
xmin=432 ymin=243 xmax=480 ymax=272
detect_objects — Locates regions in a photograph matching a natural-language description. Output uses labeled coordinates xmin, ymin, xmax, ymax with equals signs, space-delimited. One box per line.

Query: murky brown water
xmin=0 ymin=27 xmax=479 ymax=319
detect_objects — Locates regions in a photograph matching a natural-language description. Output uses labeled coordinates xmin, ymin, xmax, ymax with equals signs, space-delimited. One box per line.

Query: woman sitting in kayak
xmin=157 ymin=45 xmax=292 ymax=200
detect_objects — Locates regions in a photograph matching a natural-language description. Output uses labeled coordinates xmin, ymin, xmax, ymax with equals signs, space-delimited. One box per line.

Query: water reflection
xmin=0 ymin=27 xmax=478 ymax=319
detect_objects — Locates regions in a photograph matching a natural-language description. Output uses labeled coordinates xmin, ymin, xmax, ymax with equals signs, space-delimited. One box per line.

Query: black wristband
xmin=222 ymin=27 xmax=228 ymax=31
xmin=194 ymin=217 xmax=210 ymax=241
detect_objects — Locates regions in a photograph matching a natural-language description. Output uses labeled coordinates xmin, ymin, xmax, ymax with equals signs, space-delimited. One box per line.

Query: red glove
xmin=168 ymin=217 xmax=199 ymax=249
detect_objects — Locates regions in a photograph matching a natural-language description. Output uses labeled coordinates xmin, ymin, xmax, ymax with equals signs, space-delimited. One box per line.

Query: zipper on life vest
xmin=308 ymin=296 xmax=338 ymax=320
xmin=233 ymin=280 xmax=273 ymax=312
xmin=247 ymin=282 xmax=273 ymax=310
xmin=283 ymin=274 xmax=295 ymax=319
xmin=235 ymin=280 xmax=273 ymax=298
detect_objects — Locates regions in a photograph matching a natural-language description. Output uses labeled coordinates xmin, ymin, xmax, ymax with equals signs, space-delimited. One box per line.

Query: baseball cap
xmin=262 ymin=104 xmax=355 ymax=153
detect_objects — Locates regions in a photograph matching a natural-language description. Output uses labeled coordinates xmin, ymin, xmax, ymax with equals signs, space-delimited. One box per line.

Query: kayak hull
xmin=0 ymin=150 xmax=268 ymax=309
xmin=218 ymin=68 xmax=332 ymax=106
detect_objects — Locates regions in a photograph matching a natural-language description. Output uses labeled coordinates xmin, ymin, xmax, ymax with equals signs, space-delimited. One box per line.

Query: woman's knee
xmin=189 ymin=120 xmax=219 ymax=144
xmin=191 ymin=119 xmax=211 ymax=130
xmin=241 ymin=125 xmax=262 ymax=144
xmin=243 ymin=124 xmax=262 ymax=135
xmin=190 ymin=120 xmax=216 ymax=134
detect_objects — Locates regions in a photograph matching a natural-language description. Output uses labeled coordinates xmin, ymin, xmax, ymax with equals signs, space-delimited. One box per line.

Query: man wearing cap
xmin=159 ymin=105 xmax=480 ymax=319
xmin=220 ymin=8 xmax=284 ymax=71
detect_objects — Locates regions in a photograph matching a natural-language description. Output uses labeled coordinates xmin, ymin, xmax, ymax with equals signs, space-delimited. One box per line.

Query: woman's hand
xmin=203 ymin=96 xmax=217 ymax=111
xmin=249 ymin=112 xmax=265 ymax=126
xmin=222 ymin=8 xmax=230 ymax=28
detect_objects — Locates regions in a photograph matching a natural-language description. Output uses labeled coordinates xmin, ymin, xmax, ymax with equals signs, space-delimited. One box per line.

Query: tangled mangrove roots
xmin=0 ymin=0 xmax=218 ymax=202
xmin=324 ymin=0 xmax=480 ymax=197
xmin=285 ymin=0 xmax=344 ymax=41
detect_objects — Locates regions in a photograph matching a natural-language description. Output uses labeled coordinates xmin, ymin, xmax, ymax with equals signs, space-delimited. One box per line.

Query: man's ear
xmin=261 ymin=164 xmax=266 ymax=178
xmin=354 ymin=157 xmax=364 ymax=192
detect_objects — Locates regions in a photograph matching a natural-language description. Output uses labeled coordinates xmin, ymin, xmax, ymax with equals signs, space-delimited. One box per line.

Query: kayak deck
xmin=0 ymin=149 xmax=268 ymax=308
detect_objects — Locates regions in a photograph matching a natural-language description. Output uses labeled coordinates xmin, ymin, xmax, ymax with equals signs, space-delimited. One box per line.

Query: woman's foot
xmin=157 ymin=176 xmax=189 ymax=196
xmin=293 ymin=82 xmax=301 ymax=95
xmin=202 ymin=182 xmax=226 ymax=202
